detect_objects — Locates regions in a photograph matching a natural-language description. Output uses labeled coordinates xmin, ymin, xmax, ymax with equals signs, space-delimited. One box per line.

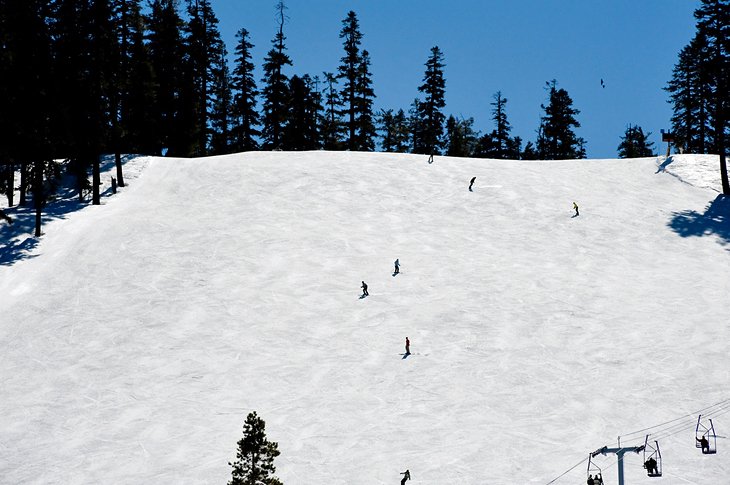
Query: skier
xmin=400 ymin=469 xmax=411 ymax=484
xmin=405 ymin=337 xmax=410 ymax=355
xmin=427 ymin=153 xmax=434 ymax=164
xmin=594 ymin=473 xmax=603 ymax=484
xmin=697 ymin=435 xmax=710 ymax=453
xmin=644 ymin=457 xmax=658 ymax=475
xmin=586 ymin=474 xmax=594 ymax=485
xmin=573 ymin=201 xmax=579 ymax=217
xmin=361 ymin=281 xmax=369 ymax=297
xmin=394 ymin=258 xmax=400 ymax=275
xmin=469 ymin=176 xmax=476 ymax=191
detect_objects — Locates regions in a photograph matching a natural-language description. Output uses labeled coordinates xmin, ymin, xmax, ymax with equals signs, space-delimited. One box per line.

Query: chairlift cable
xmin=543 ymin=455 xmax=588 ymax=485
xmin=619 ymin=398 xmax=730 ymax=440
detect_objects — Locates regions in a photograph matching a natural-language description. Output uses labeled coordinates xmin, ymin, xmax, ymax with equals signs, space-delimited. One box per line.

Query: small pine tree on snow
xmin=617 ymin=124 xmax=655 ymax=158
xmin=229 ymin=411 xmax=283 ymax=485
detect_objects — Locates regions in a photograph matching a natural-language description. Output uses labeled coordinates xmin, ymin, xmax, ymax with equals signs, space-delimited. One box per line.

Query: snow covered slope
xmin=0 ymin=152 xmax=728 ymax=484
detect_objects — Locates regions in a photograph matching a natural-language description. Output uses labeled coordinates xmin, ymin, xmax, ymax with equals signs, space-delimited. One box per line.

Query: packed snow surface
xmin=1 ymin=152 xmax=729 ymax=484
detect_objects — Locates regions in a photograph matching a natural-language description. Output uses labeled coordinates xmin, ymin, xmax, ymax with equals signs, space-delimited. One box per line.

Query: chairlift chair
xmin=696 ymin=414 xmax=717 ymax=454
xmin=642 ymin=435 xmax=663 ymax=478
xmin=587 ymin=453 xmax=604 ymax=484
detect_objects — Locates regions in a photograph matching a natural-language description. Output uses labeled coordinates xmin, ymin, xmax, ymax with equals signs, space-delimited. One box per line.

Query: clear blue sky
xmin=209 ymin=0 xmax=698 ymax=158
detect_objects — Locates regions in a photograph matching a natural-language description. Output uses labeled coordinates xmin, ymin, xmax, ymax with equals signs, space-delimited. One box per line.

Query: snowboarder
xmin=469 ymin=176 xmax=476 ymax=191
xmin=400 ymin=469 xmax=411 ymax=484
xmin=361 ymin=281 xmax=369 ymax=297
xmin=405 ymin=337 xmax=410 ymax=355
xmin=427 ymin=153 xmax=434 ymax=164
xmin=393 ymin=258 xmax=400 ymax=275
xmin=573 ymin=201 xmax=579 ymax=217
xmin=586 ymin=475 xmax=594 ymax=485
xmin=0 ymin=208 xmax=12 ymax=225
xmin=697 ymin=435 xmax=710 ymax=453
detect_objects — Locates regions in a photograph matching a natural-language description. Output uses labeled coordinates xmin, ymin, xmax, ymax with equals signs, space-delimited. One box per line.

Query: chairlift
xmin=586 ymin=453 xmax=604 ymax=484
xmin=696 ymin=414 xmax=717 ymax=454
xmin=642 ymin=435 xmax=663 ymax=477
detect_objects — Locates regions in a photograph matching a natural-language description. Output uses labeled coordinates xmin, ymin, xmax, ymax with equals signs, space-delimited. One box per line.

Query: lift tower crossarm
xmin=592 ymin=445 xmax=644 ymax=485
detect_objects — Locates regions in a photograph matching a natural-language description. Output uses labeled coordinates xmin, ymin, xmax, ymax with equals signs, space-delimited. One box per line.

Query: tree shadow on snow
xmin=667 ymin=195 xmax=730 ymax=249
xmin=0 ymin=155 xmax=135 ymax=266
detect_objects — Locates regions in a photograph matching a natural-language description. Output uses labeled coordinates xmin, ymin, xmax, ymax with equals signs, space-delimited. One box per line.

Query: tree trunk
xmin=19 ymin=162 xmax=27 ymax=205
xmin=115 ymin=151 xmax=125 ymax=187
xmin=33 ymin=161 xmax=43 ymax=237
xmin=92 ymin=153 xmax=101 ymax=205
xmin=4 ymin=162 xmax=13 ymax=206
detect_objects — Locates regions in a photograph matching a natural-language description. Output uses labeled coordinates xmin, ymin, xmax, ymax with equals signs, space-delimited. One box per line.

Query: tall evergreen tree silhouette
xmin=477 ymin=91 xmax=520 ymax=159
xmin=114 ymin=0 xmax=156 ymax=184
xmin=378 ymin=109 xmax=410 ymax=153
xmin=320 ymin=72 xmax=343 ymax=150
xmin=665 ymin=32 xmax=711 ymax=154
xmin=282 ymin=74 xmax=321 ymax=150
xmin=261 ymin=1 xmax=291 ymax=150
xmin=228 ymin=411 xmax=283 ymax=485
xmin=338 ymin=11 xmax=362 ymax=150
xmin=414 ymin=46 xmax=446 ymax=155
xmin=537 ymin=80 xmax=585 ymax=160
xmin=618 ymin=124 xmax=655 ymax=158
xmin=1 ymin=0 xmax=54 ymax=234
xmin=182 ymin=0 xmax=225 ymax=156
xmin=209 ymin=44 xmax=233 ymax=155
xmin=353 ymin=50 xmax=376 ymax=150
xmin=146 ymin=0 xmax=185 ymax=155
xmin=694 ymin=0 xmax=730 ymax=194
xmin=231 ymin=28 xmax=260 ymax=151
xmin=445 ymin=115 xmax=478 ymax=157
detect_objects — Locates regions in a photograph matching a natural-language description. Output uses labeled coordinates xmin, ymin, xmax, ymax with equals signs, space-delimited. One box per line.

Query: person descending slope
xmin=400 ymin=469 xmax=411 ymax=484
xmin=573 ymin=201 xmax=579 ymax=217
xmin=405 ymin=337 xmax=410 ymax=355
xmin=361 ymin=281 xmax=369 ymax=297
xmin=393 ymin=258 xmax=400 ymax=275
xmin=469 ymin=176 xmax=476 ymax=191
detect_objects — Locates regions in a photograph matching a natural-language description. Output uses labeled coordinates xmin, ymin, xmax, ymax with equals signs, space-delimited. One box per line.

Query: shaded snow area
xmin=1 ymin=152 xmax=729 ymax=484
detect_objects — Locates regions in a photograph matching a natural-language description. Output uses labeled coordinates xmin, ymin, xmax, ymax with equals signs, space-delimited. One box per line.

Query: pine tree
xmin=694 ymin=0 xmax=730 ymax=194
xmin=113 ymin=0 xmax=156 ymax=185
xmin=282 ymin=74 xmax=320 ymax=150
xmin=665 ymin=32 xmax=712 ymax=154
xmin=414 ymin=46 xmax=446 ymax=155
xmin=445 ymin=115 xmax=478 ymax=157
xmin=146 ymin=0 xmax=185 ymax=155
xmin=378 ymin=109 xmax=410 ymax=153
xmin=536 ymin=80 xmax=586 ymax=160
xmin=209 ymin=45 xmax=233 ymax=155
xmin=182 ymin=0 xmax=225 ymax=156
xmin=228 ymin=411 xmax=283 ymax=485
xmin=338 ymin=11 xmax=362 ymax=150
xmin=261 ymin=1 xmax=291 ymax=150
xmin=353 ymin=50 xmax=376 ymax=151
xmin=618 ymin=124 xmax=655 ymax=158
xmin=231 ymin=28 xmax=260 ymax=151
xmin=476 ymin=92 xmax=520 ymax=159
xmin=320 ymin=72 xmax=343 ymax=150
xmin=1 ymin=0 xmax=55 ymax=234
